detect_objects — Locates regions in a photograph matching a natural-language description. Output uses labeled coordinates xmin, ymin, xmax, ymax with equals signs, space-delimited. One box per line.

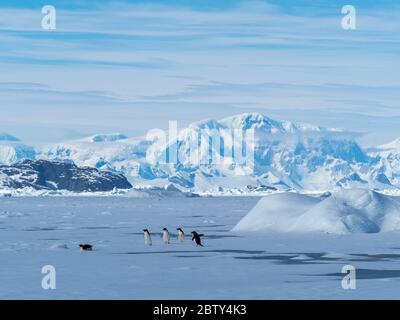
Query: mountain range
xmin=1 ymin=113 xmax=400 ymax=194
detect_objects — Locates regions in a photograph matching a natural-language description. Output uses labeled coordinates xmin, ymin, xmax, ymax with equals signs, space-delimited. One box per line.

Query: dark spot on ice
xmin=80 ymin=226 xmax=113 ymax=230
xmin=23 ymin=227 xmax=58 ymax=231
xmin=121 ymin=249 xmax=266 ymax=255
xmin=349 ymin=253 xmax=400 ymax=261
xmin=320 ymin=269 xmax=400 ymax=280
xmin=185 ymin=225 xmax=226 ymax=228
xmin=235 ymin=252 xmax=340 ymax=265
xmin=203 ymin=235 xmax=240 ymax=239
xmin=191 ymin=215 xmax=217 ymax=218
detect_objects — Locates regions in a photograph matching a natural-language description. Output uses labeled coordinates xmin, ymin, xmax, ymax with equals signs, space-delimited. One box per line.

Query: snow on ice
xmin=233 ymin=189 xmax=400 ymax=234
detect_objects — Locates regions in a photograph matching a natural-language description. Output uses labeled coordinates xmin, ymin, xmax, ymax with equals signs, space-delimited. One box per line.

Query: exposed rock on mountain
xmin=0 ymin=159 xmax=132 ymax=192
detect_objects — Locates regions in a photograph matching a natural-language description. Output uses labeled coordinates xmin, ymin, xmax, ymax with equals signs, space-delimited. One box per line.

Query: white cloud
xmin=0 ymin=1 xmax=399 ymax=144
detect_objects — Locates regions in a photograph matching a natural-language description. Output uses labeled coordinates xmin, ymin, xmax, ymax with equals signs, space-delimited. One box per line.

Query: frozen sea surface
xmin=1 ymin=196 xmax=400 ymax=299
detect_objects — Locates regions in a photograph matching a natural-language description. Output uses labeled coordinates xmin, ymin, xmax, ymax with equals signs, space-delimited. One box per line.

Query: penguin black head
xmin=143 ymin=229 xmax=149 ymax=232
xmin=191 ymin=231 xmax=204 ymax=237
xmin=177 ymin=227 xmax=183 ymax=232
xmin=163 ymin=228 xmax=168 ymax=231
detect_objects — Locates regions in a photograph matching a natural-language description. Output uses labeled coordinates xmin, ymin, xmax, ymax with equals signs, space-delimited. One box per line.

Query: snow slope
xmin=233 ymin=189 xmax=400 ymax=234
xmin=0 ymin=142 xmax=36 ymax=165
xmin=0 ymin=132 xmax=36 ymax=165
xmin=369 ymin=138 xmax=400 ymax=188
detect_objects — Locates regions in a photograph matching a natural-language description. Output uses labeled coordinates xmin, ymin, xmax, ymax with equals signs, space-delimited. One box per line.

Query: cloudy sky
xmin=0 ymin=0 xmax=399 ymax=145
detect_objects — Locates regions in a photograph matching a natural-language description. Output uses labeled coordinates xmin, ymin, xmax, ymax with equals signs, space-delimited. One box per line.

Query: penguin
xmin=191 ymin=231 xmax=204 ymax=247
xmin=162 ymin=228 xmax=170 ymax=244
xmin=79 ymin=244 xmax=93 ymax=251
xmin=177 ymin=227 xmax=185 ymax=243
xmin=143 ymin=229 xmax=152 ymax=246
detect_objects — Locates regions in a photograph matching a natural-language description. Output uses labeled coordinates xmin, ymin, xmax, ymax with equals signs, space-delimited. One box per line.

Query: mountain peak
xmin=219 ymin=113 xmax=340 ymax=135
xmin=220 ymin=113 xmax=285 ymax=131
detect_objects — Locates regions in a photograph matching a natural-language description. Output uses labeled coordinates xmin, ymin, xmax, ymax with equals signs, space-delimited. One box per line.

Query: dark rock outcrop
xmin=0 ymin=159 xmax=132 ymax=192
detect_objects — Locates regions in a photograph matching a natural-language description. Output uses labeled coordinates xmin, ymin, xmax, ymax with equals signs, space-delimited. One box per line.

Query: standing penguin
xmin=177 ymin=228 xmax=185 ymax=243
xmin=162 ymin=228 xmax=170 ymax=244
xmin=191 ymin=231 xmax=204 ymax=247
xmin=143 ymin=229 xmax=152 ymax=246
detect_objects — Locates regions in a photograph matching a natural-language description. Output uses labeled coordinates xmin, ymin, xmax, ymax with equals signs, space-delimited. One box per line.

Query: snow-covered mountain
xmin=39 ymin=137 xmax=152 ymax=180
xmin=2 ymin=113 xmax=400 ymax=194
xmin=0 ymin=159 xmax=132 ymax=192
xmin=368 ymin=138 xmax=400 ymax=188
xmin=0 ymin=133 xmax=36 ymax=165
xmin=0 ymin=143 xmax=36 ymax=165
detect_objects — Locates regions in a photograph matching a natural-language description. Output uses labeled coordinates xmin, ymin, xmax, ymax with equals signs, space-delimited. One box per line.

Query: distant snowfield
xmin=2 ymin=196 xmax=400 ymax=299
xmin=233 ymin=189 xmax=400 ymax=234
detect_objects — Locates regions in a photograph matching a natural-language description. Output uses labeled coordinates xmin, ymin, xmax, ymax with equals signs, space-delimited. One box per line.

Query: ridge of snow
xmin=232 ymin=189 xmax=400 ymax=234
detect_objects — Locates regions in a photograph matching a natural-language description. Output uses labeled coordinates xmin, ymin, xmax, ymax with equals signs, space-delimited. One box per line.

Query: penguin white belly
xmin=163 ymin=231 xmax=170 ymax=244
xmin=178 ymin=232 xmax=185 ymax=242
xmin=144 ymin=233 xmax=152 ymax=246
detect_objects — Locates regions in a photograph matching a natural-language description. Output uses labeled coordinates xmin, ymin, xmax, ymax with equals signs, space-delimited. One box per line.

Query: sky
xmin=0 ymin=0 xmax=399 ymax=145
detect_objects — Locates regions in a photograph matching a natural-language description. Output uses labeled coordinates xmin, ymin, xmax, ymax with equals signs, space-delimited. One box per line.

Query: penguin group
xmin=78 ymin=227 xmax=204 ymax=252
xmin=143 ymin=228 xmax=204 ymax=247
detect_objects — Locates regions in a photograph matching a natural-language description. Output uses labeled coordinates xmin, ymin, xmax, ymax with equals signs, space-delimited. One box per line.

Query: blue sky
xmin=0 ymin=0 xmax=399 ymax=145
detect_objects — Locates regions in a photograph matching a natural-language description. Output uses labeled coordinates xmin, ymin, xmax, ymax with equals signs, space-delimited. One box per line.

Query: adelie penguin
xmin=191 ymin=231 xmax=204 ymax=247
xmin=162 ymin=228 xmax=170 ymax=244
xmin=177 ymin=228 xmax=185 ymax=243
xmin=143 ymin=229 xmax=152 ymax=246
xmin=79 ymin=244 xmax=93 ymax=251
